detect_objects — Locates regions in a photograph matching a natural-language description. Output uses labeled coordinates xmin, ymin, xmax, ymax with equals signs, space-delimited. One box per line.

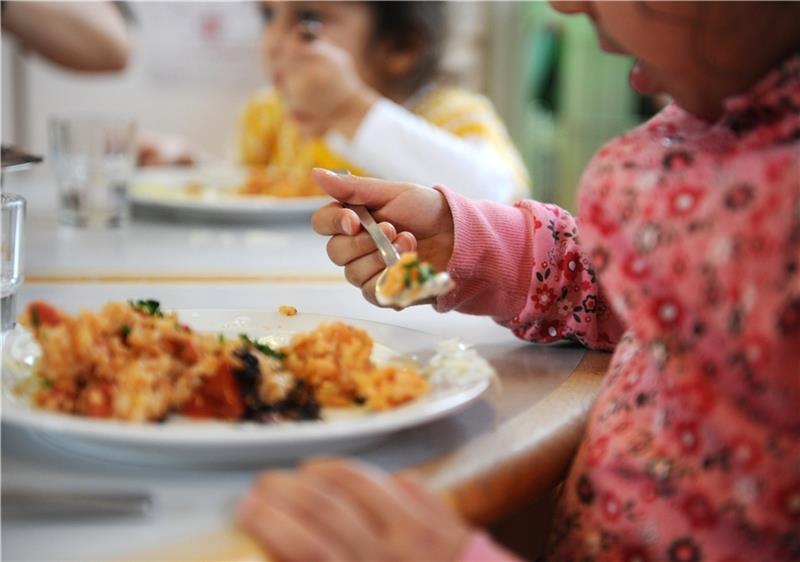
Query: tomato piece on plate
xmin=181 ymin=362 xmax=245 ymax=420
xmin=79 ymin=382 xmax=114 ymax=418
xmin=26 ymin=301 xmax=63 ymax=327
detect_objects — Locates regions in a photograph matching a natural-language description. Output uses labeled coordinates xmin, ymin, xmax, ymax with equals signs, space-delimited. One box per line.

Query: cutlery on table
xmin=2 ymin=489 xmax=152 ymax=519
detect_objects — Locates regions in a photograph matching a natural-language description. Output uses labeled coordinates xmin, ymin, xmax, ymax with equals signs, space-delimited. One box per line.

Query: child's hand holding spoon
xmin=310 ymin=169 xmax=455 ymax=308
xmin=342 ymin=203 xmax=454 ymax=308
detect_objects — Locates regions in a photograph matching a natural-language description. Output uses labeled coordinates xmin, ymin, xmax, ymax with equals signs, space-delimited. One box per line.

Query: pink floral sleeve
xmin=434 ymin=188 xmax=625 ymax=350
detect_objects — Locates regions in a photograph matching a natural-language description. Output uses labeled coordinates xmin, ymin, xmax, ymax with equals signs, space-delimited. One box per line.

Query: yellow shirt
xmin=239 ymin=86 xmax=530 ymax=195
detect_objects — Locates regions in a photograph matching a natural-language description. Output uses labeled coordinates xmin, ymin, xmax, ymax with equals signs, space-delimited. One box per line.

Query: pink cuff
xmin=433 ymin=187 xmax=534 ymax=324
xmin=457 ymin=532 xmax=521 ymax=562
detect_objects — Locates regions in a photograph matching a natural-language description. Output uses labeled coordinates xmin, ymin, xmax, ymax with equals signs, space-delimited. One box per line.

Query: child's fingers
xmin=360 ymin=275 xmax=382 ymax=308
xmin=285 ymin=31 xmax=338 ymax=63
xmin=300 ymin=459 xmax=419 ymax=531
xmin=250 ymin=473 xmax=378 ymax=560
xmin=282 ymin=27 xmax=322 ymax=64
xmin=343 ymin=251 xmax=385 ymax=288
xmin=342 ymin=233 xmax=416 ymax=288
xmin=312 ymin=201 xmax=360 ymax=236
xmin=395 ymin=231 xmax=417 ymax=252
xmin=326 ymin=223 xmax=397 ymax=266
xmin=311 ymin=168 xmax=419 ymax=208
xmin=393 ymin=471 xmax=456 ymax=520
xmin=236 ymin=493 xmax=347 ymax=562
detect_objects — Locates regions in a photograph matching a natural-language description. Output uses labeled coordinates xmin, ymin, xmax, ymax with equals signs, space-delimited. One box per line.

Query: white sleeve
xmin=324 ymin=98 xmax=524 ymax=203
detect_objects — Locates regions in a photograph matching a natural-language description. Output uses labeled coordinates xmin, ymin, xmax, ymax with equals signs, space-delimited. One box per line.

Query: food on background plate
xmin=133 ymin=166 xmax=325 ymax=202
xmin=376 ymin=252 xmax=455 ymax=308
xmin=236 ymin=167 xmax=323 ymax=198
xmin=278 ymin=305 xmax=298 ymax=317
xmin=17 ymin=300 xmax=429 ymax=424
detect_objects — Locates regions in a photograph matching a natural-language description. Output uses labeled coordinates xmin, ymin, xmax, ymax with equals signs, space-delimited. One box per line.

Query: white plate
xmin=129 ymin=166 xmax=331 ymax=222
xmin=1 ymin=310 xmax=492 ymax=467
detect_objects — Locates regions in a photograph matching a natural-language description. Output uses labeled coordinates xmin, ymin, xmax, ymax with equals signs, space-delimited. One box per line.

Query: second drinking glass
xmin=49 ymin=117 xmax=137 ymax=228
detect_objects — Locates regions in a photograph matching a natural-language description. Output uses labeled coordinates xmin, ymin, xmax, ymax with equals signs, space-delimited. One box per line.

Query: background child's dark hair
xmin=366 ymin=1 xmax=446 ymax=95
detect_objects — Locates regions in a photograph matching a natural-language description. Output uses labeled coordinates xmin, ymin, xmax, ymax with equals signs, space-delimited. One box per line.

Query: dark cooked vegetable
xmin=233 ymin=348 xmax=263 ymax=416
xmin=233 ymin=348 xmax=320 ymax=423
xmin=274 ymin=380 xmax=321 ymax=421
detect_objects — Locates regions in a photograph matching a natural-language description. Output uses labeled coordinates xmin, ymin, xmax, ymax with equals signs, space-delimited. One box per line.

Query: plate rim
xmin=2 ymin=309 xmax=491 ymax=448
xmin=129 ymin=166 xmax=331 ymax=215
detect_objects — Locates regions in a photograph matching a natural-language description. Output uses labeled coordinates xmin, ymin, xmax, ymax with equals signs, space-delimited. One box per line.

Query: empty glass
xmin=1 ymin=193 xmax=25 ymax=331
xmin=49 ymin=117 xmax=136 ymax=227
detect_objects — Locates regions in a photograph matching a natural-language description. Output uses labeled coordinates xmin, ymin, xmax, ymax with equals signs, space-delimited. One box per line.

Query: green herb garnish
xmin=218 ymin=333 xmax=225 ymax=343
xmin=30 ymin=307 xmax=41 ymax=327
xmin=417 ymin=263 xmax=434 ymax=285
xmin=40 ymin=377 xmax=53 ymax=390
xmin=129 ymin=299 xmax=163 ymax=317
xmin=401 ymin=259 xmax=433 ymax=289
xmin=238 ymin=333 xmax=285 ymax=360
xmin=119 ymin=324 xmax=132 ymax=339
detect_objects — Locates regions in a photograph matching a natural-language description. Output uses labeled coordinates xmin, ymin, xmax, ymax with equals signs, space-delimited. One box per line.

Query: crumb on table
xmin=279 ymin=305 xmax=298 ymax=316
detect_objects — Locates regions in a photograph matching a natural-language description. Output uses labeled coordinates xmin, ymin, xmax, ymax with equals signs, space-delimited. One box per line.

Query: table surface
xmin=1 ymin=168 xmax=607 ymax=561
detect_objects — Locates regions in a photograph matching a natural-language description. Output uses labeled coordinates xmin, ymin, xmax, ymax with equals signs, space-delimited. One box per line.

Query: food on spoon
xmin=376 ymin=252 xmax=455 ymax=308
xmin=16 ymin=300 xmax=429 ymax=423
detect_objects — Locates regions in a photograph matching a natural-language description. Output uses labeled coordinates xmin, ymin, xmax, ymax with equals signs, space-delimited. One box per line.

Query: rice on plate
xmin=15 ymin=300 xmax=430 ymax=424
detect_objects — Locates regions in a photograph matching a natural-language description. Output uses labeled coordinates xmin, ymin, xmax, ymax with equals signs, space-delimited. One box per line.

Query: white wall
xmin=15 ymin=1 xmax=265 ymax=159
xmin=2 ymin=39 xmax=23 ymax=145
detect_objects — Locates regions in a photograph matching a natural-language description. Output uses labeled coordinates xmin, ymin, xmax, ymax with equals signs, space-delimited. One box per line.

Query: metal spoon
xmin=342 ymin=203 xmax=453 ymax=308
xmin=343 ymin=203 xmax=400 ymax=267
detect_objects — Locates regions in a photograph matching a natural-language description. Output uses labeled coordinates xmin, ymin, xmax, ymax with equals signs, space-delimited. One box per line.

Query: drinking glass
xmin=49 ymin=117 xmax=136 ymax=227
xmin=1 ymin=193 xmax=25 ymax=331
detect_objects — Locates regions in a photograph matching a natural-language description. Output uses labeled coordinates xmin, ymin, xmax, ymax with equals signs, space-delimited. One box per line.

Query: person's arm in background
xmin=2 ymin=1 xmax=130 ymax=72
xmin=326 ymin=94 xmax=530 ymax=204
xmin=278 ymin=32 xmax=530 ymax=204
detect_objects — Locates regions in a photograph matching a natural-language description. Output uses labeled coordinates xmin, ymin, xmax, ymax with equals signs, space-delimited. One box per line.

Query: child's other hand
xmin=280 ymin=36 xmax=378 ymax=139
xmin=310 ymin=169 xmax=455 ymax=307
xmin=137 ymin=132 xmax=193 ymax=167
xmin=236 ymin=458 xmax=471 ymax=562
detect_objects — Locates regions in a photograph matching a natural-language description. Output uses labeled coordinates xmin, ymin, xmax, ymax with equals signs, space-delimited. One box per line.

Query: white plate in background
xmin=2 ymin=310 xmax=493 ymax=467
xmin=129 ymin=166 xmax=331 ymax=221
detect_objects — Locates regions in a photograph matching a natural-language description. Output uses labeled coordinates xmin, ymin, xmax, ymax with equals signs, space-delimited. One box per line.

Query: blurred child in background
xmin=141 ymin=1 xmax=529 ymax=203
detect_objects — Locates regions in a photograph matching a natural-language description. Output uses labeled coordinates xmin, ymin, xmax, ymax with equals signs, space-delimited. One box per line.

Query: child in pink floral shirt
xmin=237 ymin=3 xmax=800 ymax=562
